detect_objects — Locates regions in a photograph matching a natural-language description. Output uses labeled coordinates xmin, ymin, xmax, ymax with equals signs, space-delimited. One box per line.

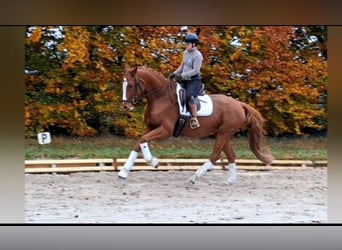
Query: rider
xmin=169 ymin=32 xmax=203 ymax=129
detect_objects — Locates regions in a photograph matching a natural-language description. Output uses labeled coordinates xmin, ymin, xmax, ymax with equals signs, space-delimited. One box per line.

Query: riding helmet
xmin=184 ymin=33 xmax=199 ymax=45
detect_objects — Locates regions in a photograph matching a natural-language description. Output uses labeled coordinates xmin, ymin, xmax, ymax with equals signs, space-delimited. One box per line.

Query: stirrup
xmin=190 ymin=117 xmax=200 ymax=129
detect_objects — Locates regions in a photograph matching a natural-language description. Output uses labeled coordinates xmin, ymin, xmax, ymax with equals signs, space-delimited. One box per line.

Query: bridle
xmin=122 ymin=75 xmax=145 ymax=105
xmin=122 ymin=73 xmax=177 ymax=105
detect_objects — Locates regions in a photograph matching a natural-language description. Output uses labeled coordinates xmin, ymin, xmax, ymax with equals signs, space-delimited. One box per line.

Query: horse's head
xmin=122 ymin=66 xmax=146 ymax=112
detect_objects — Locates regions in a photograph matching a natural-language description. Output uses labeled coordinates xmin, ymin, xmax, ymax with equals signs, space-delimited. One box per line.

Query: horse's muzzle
xmin=122 ymin=102 xmax=134 ymax=112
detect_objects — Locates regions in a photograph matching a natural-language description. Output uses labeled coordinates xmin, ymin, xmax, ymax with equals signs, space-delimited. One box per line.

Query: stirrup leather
xmin=190 ymin=117 xmax=200 ymax=129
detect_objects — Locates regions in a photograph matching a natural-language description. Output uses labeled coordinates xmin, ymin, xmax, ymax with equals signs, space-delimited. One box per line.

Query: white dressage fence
xmin=24 ymin=158 xmax=327 ymax=174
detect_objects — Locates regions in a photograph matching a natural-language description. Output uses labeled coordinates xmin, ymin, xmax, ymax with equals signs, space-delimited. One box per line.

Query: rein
xmin=123 ymin=75 xmax=176 ymax=105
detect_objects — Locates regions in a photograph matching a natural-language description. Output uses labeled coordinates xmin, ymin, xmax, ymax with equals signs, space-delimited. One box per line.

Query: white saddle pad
xmin=176 ymin=84 xmax=213 ymax=117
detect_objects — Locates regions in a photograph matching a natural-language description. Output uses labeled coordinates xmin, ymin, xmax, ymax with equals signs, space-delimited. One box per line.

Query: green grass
xmin=25 ymin=134 xmax=327 ymax=161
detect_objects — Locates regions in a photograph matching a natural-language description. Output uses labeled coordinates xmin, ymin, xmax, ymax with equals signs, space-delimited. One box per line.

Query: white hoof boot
xmin=118 ymin=168 xmax=129 ymax=179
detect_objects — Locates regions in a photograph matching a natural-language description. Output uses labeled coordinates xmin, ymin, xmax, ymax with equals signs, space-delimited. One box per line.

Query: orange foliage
xmin=25 ymin=26 xmax=327 ymax=138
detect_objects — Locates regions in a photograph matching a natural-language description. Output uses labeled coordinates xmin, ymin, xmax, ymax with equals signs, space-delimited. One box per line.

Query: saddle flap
xmin=176 ymin=83 xmax=213 ymax=117
xmin=179 ymin=88 xmax=186 ymax=107
xmin=198 ymin=83 xmax=206 ymax=96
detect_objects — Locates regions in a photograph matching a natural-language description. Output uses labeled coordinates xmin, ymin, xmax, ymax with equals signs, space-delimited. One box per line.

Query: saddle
xmin=173 ymin=83 xmax=213 ymax=137
xmin=178 ymin=84 xmax=205 ymax=111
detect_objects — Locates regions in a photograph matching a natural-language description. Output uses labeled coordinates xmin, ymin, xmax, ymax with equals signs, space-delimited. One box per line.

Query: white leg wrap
xmin=190 ymin=160 xmax=213 ymax=184
xmin=118 ymin=150 xmax=139 ymax=179
xmin=140 ymin=142 xmax=152 ymax=162
xmin=139 ymin=142 xmax=159 ymax=168
xmin=227 ymin=163 xmax=237 ymax=184
xmin=196 ymin=160 xmax=214 ymax=178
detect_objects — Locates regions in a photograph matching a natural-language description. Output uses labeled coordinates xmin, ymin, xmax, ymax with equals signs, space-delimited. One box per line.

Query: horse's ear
xmin=131 ymin=66 xmax=138 ymax=75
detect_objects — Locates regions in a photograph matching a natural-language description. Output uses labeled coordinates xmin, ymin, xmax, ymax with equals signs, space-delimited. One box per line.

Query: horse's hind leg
xmin=190 ymin=132 xmax=227 ymax=184
xmin=222 ymin=140 xmax=237 ymax=184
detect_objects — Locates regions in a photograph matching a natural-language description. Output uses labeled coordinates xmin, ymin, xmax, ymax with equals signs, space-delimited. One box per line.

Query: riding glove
xmin=168 ymin=73 xmax=176 ymax=80
xmin=174 ymin=73 xmax=182 ymax=82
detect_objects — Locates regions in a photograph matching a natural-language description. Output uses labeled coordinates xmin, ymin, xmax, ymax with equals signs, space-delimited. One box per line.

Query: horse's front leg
xmin=118 ymin=126 xmax=170 ymax=179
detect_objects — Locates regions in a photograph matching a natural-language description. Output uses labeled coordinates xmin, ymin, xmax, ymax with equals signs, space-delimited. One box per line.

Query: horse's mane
xmin=137 ymin=66 xmax=167 ymax=81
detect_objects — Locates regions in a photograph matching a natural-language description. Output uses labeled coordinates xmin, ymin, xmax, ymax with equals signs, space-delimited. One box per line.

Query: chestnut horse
xmin=119 ymin=66 xmax=274 ymax=184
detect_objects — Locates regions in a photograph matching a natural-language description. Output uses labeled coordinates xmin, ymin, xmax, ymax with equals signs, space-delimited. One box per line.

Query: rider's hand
xmin=168 ymin=73 xmax=176 ymax=80
xmin=174 ymin=73 xmax=182 ymax=82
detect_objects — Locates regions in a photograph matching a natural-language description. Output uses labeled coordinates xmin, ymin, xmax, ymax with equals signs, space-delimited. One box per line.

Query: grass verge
xmin=25 ymin=135 xmax=327 ymax=161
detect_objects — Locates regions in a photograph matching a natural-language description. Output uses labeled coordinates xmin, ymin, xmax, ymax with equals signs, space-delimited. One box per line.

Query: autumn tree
xmin=25 ymin=25 xmax=327 ymax=138
xmin=215 ymin=26 xmax=327 ymax=135
xmin=25 ymin=26 xmax=124 ymax=136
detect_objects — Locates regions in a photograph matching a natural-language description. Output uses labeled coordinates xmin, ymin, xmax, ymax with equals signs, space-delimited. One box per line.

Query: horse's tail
xmin=240 ymin=102 xmax=274 ymax=165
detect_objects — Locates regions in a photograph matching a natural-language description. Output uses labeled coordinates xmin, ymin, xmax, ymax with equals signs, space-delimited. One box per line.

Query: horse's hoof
xmin=151 ymin=157 xmax=159 ymax=168
xmin=227 ymin=177 xmax=236 ymax=185
xmin=118 ymin=169 xmax=128 ymax=179
xmin=118 ymin=175 xmax=127 ymax=180
xmin=265 ymin=165 xmax=272 ymax=171
xmin=189 ymin=174 xmax=198 ymax=184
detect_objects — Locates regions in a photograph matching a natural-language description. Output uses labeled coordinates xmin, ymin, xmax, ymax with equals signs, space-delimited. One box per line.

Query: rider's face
xmin=185 ymin=42 xmax=193 ymax=50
